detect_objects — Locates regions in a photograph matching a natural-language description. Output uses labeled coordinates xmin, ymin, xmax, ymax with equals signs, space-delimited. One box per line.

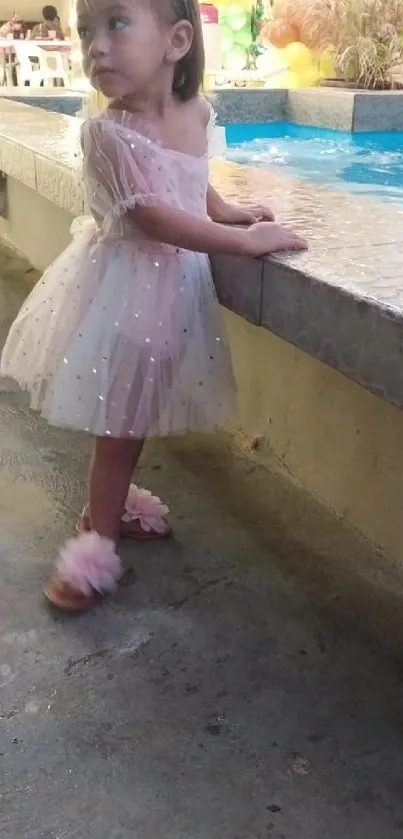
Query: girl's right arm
xmin=129 ymin=204 xmax=307 ymax=258
xmin=81 ymin=118 xmax=306 ymax=257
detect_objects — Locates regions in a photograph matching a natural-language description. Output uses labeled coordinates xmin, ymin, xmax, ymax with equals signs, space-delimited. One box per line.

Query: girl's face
xmin=77 ymin=0 xmax=180 ymax=99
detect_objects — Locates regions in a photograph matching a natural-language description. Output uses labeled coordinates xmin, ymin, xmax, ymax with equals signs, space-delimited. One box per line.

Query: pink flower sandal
xmin=43 ymin=576 xmax=98 ymax=612
xmin=76 ymin=484 xmax=171 ymax=541
xmin=43 ymin=532 xmax=122 ymax=612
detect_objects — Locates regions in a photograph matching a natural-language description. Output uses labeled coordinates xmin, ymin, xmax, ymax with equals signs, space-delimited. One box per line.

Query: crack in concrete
xmin=117 ymin=634 xmax=154 ymax=660
xmin=168 ymin=575 xmax=228 ymax=611
xmin=64 ymin=634 xmax=155 ymax=676
xmin=64 ymin=648 xmax=109 ymax=676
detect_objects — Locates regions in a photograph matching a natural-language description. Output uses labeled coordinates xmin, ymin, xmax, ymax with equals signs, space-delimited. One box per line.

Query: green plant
xmin=298 ymin=0 xmax=403 ymax=88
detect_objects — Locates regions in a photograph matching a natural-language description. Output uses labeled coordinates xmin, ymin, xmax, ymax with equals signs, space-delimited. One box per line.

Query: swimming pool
xmin=225 ymin=123 xmax=403 ymax=205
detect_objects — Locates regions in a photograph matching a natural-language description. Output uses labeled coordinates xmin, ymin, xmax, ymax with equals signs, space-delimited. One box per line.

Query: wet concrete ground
xmin=2 ymin=242 xmax=403 ymax=838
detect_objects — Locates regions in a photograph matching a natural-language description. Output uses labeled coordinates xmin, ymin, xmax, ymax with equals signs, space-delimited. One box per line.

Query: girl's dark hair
xmin=161 ymin=0 xmax=205 ymax=101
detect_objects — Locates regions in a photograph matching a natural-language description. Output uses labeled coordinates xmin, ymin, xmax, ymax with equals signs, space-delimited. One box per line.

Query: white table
xmin=0 ymin=38 xmax=71 ymax=49
xmin=0 ymin=39 xmax=71 ymax=86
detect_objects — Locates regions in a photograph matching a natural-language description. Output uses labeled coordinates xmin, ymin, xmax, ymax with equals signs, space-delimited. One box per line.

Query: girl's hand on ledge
xmin=211 ymin=201 xmax=275 ymax=226
xmin=243 ymin=222 xmax=308 ymax=257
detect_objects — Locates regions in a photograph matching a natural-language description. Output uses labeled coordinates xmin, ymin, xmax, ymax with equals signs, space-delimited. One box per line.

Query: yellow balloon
xmin=283 ymin=71 xmax=303 ymax=89
xmin=299 ymin=66 xmax=320 ymax=87
xmin=283 ymin=42 xmax=313 ymax=74
xmin=319 ymin=49 xmax=336 ymax=79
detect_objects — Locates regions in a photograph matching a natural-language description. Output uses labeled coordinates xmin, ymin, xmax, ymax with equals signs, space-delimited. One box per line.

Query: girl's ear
xmin=165 ymin=19 xmax=193 ymax=66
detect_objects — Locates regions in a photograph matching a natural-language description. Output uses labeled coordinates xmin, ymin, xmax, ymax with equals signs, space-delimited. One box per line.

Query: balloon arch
xmin=212 ymin=0 xmax=335 ymax=88
xmin=67 ymin=0 xmax=336 ymax=91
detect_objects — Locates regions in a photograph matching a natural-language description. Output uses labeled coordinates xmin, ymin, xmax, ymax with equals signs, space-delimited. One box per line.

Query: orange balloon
xmin=272 ymin=0 xmax=294 ymax=21
xmin=269 ymin=19 xmax=300 ymax=49
xmin=273 ymin=0 xmax=333 ymax=49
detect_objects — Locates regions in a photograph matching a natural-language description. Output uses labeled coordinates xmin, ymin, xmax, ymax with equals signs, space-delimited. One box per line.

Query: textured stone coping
xmin=286 ymin=88 xmax=403 ymax=132
xmin=213 ymin=87 xmax=403 ymax=130
xmin=3 ymin=86 xmax=403 ymax=130
xmin=2 ymin=98 xmax=403 ymax=409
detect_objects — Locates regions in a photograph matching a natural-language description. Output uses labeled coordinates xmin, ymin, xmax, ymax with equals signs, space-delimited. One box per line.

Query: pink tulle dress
xmin=1 ymin=108 xmax=236 ymax=438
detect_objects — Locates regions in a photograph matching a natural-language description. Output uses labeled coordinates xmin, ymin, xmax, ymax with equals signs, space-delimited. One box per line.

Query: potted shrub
xmin=297 ymin=0 xmax=403 ymax=90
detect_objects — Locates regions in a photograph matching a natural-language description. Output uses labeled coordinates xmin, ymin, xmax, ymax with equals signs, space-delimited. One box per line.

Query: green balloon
xmin=219 ymin=5 xmax=231 ymax=20
xmin=223 ymin=45 xmax=247 ymax=72
xmin=232 ymin=13 xmax=248 ymax=31
xmin=220 ymin=22 xmax=235 ymax=54
xmin=223 ymin=5 xmax=249 ymax=31
xmin=235 ymin=25 xmax=252 ymax=48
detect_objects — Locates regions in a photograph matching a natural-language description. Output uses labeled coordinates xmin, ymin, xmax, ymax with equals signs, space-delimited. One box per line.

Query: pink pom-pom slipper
xmin=76 ymin=484 xmax=171 ymax=541
xmin=43 ymin=532 xmax=122 ymax=612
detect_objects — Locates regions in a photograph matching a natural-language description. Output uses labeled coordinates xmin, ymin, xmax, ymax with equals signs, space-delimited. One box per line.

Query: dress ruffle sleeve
xmin=81 ymin=117 xmax=166 ymax=227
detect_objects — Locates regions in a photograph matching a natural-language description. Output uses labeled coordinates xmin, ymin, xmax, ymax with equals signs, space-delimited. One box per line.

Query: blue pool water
xmin=225 ymin=122 xmax=403 ymax=205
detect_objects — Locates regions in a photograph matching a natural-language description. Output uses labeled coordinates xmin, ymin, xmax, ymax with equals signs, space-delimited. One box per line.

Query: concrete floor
xmin=2 ymin=244 xmax=403 ymax=839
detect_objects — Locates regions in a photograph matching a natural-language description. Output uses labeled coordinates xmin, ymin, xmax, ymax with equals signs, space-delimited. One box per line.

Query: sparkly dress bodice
xmin=81 ymin=110 xmax=210 ymax=245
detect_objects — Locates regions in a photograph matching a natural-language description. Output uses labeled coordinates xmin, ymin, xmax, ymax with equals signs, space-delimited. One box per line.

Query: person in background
xmin=32 ymin=5 xmax=64 ymax=39
xmin=0 ymin=19 xmax=12 ymax=36
xmin=0 ymin=13 xmax=26 ymax=38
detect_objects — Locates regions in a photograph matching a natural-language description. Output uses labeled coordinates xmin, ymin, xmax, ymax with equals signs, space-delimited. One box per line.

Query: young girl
xmin=1 ymin=0 xmax=307 ymax=611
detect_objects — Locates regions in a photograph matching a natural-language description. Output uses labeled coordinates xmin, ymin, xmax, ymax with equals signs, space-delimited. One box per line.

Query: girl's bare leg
xmin=43 ymin=437 xmax=144 ymax=610
xmin=88 ymin=436 xmax=144 ymax=544
xmin=80 ymin=436 xmax=170 ymax=541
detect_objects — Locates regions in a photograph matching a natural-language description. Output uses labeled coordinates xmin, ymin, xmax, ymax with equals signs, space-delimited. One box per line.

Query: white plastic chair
xmin=0 ymin=48 xmax=15 ymax=86
xmin=0 ymin=51 xmax=6 ymax=85
xmin=13 ymin=42 xmax=70 ymax=87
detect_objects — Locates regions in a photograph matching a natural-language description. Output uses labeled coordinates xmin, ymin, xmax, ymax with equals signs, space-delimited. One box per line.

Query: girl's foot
xmin=43 ymin=532 xmax=122 ymax=612
xmin=77 ymin=484 xmax=170 ymax=540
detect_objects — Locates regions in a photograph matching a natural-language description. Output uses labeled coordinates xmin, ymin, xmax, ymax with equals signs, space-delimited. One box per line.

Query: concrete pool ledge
xmin=4 ymin=98 xmax=403 ymax=561
xmin=210 ymin=157 xmax=403 ymax=410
